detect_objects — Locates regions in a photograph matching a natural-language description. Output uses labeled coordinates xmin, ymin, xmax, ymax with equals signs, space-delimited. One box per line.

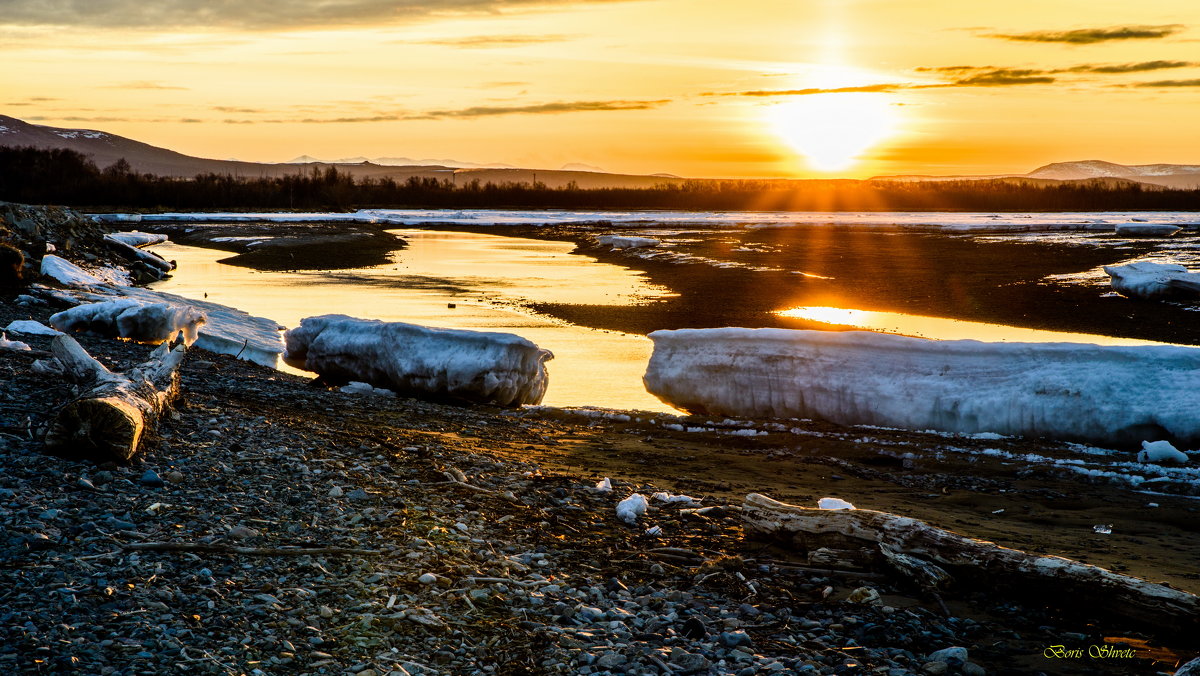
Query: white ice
xmin=643 ymin=327 xmax=1200 ymax=446
xmin=283 ymin=315 xmax=553 ymax=406
xmin=40 ymin=254 xmax=105 ymax=287
xmin=340 ymin=381 xmax=396 ymax=397
xmin=651 ymin=491 xmax=700 ymax=506
xmin=4 ymin=320 xmax=62 ymax=336
xmin=616 ymin=493 xmax=648 ymax=524
xmin=49 ymin=299 xmax=205 ymax=345
xmin=596 ymin=235 xmax=661 ymax=249
xmin=0 ymin=333 xmax=31 ymax=351
xmin=1113 ymin=223 xmax=1182 ymax=237
xmin=1104 ymin=262 xmax=1200 ymax=300
xmin=594 ymin=478 xmax=613 ymax=493
xmin=1138 ymin=440 xmax=1189 ymax=464
xmin=106 ymin=231 xmax=169 ymax=248
xmin=818 ymin=497 xmax=856 ymax=510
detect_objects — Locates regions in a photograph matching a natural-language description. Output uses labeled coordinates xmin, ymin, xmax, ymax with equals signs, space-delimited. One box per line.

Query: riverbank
xmin=2 ymin=297 xmax=1198 ymax=675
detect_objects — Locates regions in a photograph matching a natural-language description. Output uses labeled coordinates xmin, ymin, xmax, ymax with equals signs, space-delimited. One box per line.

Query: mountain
xmin=0 ymin=114 xmax=680 ymax=189
xmin=1026 ymin=160 xmax=1200 ymax=188
xmin=874 ymin=160 xmax=1200 ymax=189
xmin=288 ymin=154 xmax=519 ymax=169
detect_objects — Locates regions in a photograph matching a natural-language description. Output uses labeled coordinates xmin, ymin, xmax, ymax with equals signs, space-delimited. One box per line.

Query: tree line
xmin=2 ymin=146 xmax=1199 ymax=212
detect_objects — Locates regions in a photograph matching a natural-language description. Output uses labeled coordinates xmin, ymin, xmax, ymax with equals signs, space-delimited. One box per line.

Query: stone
xmin=719 ymin=630 xmax=754 ymax=648
xmin=927 ymin=647 xmax=968 ymax=665
xmin=669 ymin=648 xmax=711 ymax=674
xmin=963 ymin=663 xmax=986 ymax=676
xmin=418 ymin=573 xmax=438 ymax=584
xmin=680 ymin=616 xmax=707 ymax=639
xmin=140 ymin=470 xmax=165 ymax=487
xmin=921 ymin=661 xmax=948 ymax=675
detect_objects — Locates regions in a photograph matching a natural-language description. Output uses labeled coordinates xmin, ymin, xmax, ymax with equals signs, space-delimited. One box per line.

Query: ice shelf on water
xmin=643 ymin=327 xmax=1200 ymax=446
xmin=148 ymin=236 xmax=678 ymax=412
xmin=777 ymin=305 xmax=1170 ymax=346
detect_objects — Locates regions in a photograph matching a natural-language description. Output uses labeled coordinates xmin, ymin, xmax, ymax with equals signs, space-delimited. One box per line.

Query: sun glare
xmin=768 ymin=92 xmax=900 ymax=172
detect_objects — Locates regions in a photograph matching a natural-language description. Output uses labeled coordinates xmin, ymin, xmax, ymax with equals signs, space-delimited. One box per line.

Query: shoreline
xmin=3 ymin=204 xmax=1199 ymax=674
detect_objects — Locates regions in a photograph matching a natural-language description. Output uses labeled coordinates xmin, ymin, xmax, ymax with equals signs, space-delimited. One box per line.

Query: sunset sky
xmin=2 ymin=0 xmax=1197 ymax=178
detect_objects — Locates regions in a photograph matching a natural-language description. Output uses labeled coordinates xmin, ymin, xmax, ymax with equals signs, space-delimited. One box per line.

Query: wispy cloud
xmin=989 ymin=25 xmax=1184 ymax=44
xmin=102 ymin=81 xmax=189 ymax=90
xmin=218 ymin=99 xmax=669 ymax=123
xmin=0 ymin=0 xmax=632 ymax=30
xmin=951 ymin=68 xmax=1054 ymax=86
xmin=1132 ymin=78 xmax=1200 ymax=87
xmin=1066 ymin=60 xmax=1195 ymax=73
xmin=710 ymin=84 xmax=907 ymax=97
xmin=414 ymin=34 xmax=570 ymax=48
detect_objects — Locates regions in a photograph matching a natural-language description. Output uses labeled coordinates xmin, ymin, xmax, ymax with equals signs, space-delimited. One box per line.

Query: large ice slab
xmin=643 ymin=327 xmax=1200 ymax=446
xmin=597 ymin=235 xmax=660 ymax=249
xmin=284 ymin=314 xmax=553 ymax=406
xmin=1114 ymin=223 xmax=1181 ymax=237
xmin=107 ymin=231 xmax=169 ymax=248
xmin=1104 ymin=262 xmax=1200 ymax=300
xmin=40 ymin=254 xmax=105 ymax=286
xmin=49 ymin=299 xmax=205 ymax=345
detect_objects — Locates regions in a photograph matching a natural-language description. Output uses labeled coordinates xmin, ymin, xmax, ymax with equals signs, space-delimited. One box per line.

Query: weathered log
xmin=43 ymin=335 xmax=185 ymax=462
xmin=103 ymin=234 xmax=175 ymax=274
xmin=742 ymin=493 xmax=1200 ymax=637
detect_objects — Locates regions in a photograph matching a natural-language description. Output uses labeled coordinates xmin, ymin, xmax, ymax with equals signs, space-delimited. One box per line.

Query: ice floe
xmin=40 ymin=254 xmax=106 ymax=287
xmin=49 ymin=299 xmax=205 ymax=345
xmin=596 ymin=235 xmax=660 ymax=249
xmin=4 ymin=320 xmax=62 ymax=336
xmin=106 ymin=231 xmax=169 ymax=248
xmin=283 ymin=314 xmax=553 ymax=406
xmin=643 ymin=327 xmax=1200 ymax=446
xmin=1104 ymin=261 xmax=1200 ymax=300
xmin=1113 ymin=223 xmax=1181 ymax=237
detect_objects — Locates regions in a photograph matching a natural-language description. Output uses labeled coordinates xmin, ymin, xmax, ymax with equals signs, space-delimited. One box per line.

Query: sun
xmin=767 ymin=91 xmax=901 ymax=173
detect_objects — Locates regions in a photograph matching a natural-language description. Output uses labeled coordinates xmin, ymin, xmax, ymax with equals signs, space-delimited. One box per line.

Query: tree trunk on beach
xmin=741 ymin=493 xmax=1200 ymax=638
xmin=42 ymin=335 xmax=185 ymax=462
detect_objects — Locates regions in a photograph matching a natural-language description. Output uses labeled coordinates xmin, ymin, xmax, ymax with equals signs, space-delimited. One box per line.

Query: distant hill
xmin=286 ymin=154 xmax=519 ymax=169
xmin=0 ymin=114 xmax=681 ymax=189
xmin=875 ymin=160 xmax=1200 ymax=189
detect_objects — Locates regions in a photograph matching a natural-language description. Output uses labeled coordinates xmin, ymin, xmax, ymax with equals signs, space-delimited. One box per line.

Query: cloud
xmin=414 ymin=34 xmax=570 ymax=48
xmin=950 ymin=68 xmax=1055 ymax=86
xmin=219 ymin=99 xmax=668 ymax=123
xmin=989 ymin=25 xmax=1184 ymax=44
xmin=1132 ymin=78 xmax=1200 ymax=87
xmin=102 ymin=81 xmax=189 ymax=90
xmin=1065 ymin=60 xmax=1195 ymax=73
xmin=0 ymin=0 xmax=631 ymax=30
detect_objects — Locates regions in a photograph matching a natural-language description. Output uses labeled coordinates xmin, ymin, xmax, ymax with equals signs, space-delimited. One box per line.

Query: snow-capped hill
xmin=1028 ymin=160 xmax=1200 ymax=187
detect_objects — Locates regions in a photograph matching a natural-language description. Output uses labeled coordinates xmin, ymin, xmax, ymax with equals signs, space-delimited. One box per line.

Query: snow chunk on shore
xmin=1104 ymin=262 xmax=1200 ymax=300
xmin=40 ymin=254 xmax=105 ymax=286
xmin=50 ymin=299 xmax=205 ymax=345
xmin=616 ymin=493 xmax=648 ymax=524
xmin=1138 ymin=440 xmax=1189 ymax=464
xmin=818 ymin=497 xmax=856 ymax=510
xmin=0 ymin=333 xmax=31 ymax=351
xmin=644 ymin=327 xmax=1200 ymax=446
xmin=107 ymin=231 xmax=169 ymax=248
xmin=4 ymin=320 xmax=62 ymax=337
xmin=597 ymin=235 xmax=660 ymax=250
xmin=284 ymin=315 xmax=553 ymax=406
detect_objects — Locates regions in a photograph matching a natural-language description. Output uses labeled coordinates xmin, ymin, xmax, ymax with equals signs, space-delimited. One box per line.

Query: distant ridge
xmin=0 ymin=114 xmax=681 ymax=189
xmin=874 ymin=160 xmax=1200 ymax=189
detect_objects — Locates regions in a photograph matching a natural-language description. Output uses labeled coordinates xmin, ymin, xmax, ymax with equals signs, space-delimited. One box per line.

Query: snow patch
xmin=40 ymin=254 xmax=105 ymax=286
xmin=0 ymin=333 xmax=31 ymax=351
xmin=616 ymin=493 xmax=648 ymax=524
xmin=283 ymin=315 xmax=553 ymax=407
xmin=644 ymin=327 xmax=1200 ymax=446
xmin=818 ymin=497 xmax=856 ymax=510
xmin=1138 ymin=440 xmax=1189 ymax=464
xmin=340 ymin=381 xmax=396 ymax=397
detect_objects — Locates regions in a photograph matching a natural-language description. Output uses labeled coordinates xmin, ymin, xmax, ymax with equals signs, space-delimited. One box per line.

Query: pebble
xmin=680 ymin=616 xmax=708 ymax=639
xmin=418 ymin=573 xmax=438 ymax=584
xmin=328 ymin=486 xmax=344 ymax=498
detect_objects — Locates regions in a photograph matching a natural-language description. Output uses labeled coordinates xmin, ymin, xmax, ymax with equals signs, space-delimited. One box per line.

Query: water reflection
xmin=778 ymin=306 xmax=1169 ymax=346
xmin=150 ymin=231 xmax=678 ymax=412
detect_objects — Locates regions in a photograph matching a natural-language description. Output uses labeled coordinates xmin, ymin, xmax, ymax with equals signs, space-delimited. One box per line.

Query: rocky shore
xmin=2 ymin=203 xmax=1198 ymax=675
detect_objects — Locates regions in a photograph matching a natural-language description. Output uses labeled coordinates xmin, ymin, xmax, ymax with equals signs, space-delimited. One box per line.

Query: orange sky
xmin=3 ymin=0 xmax=1198 ymax=178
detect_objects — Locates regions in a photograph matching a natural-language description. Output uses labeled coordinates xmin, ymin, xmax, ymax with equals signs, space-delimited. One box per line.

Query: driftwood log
xmin=43 ymin=334 xmax=185 ymax=462
xmin=742 ymin=493 xmax=1199 ymax=638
